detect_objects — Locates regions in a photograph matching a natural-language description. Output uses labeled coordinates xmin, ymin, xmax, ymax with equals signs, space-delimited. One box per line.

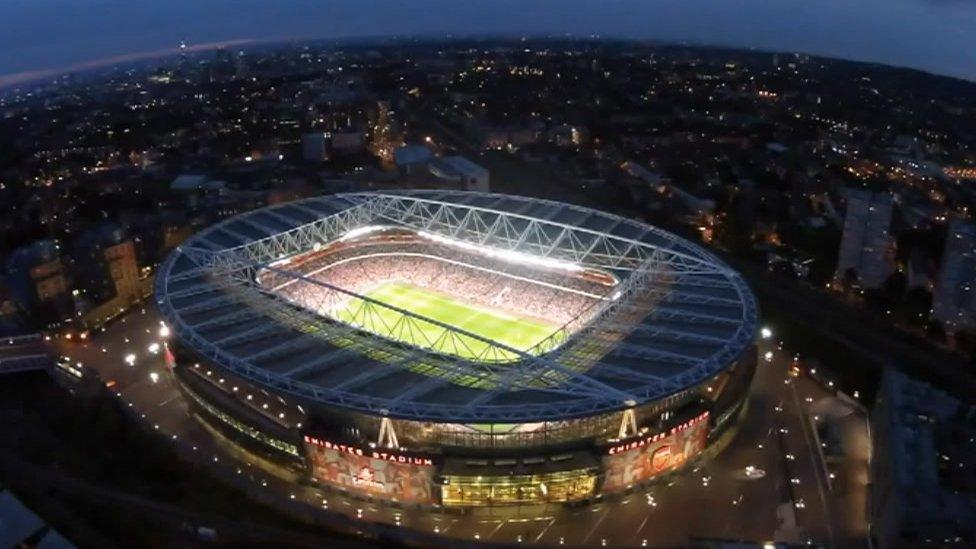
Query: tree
xmin=841 ymin=267 xmax=859 ymax=294
xmin=953 ymin=330 xmax=976 ymax=358
xmin=927 ymin=319 xmax=947 ymax=343
xmin=903 ymin=287 xmax=933 ymax=327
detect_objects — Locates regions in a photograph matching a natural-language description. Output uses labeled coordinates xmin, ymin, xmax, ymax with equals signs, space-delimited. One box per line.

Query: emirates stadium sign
xmin=303 ymin=435 xmax=435 ymax=466
xmin=606 ymin=411 xmax=710 ymax=455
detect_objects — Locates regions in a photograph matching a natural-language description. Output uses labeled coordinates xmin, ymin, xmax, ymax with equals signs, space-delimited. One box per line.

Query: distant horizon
xmin=1 ymin=0 xmax=974 ymax=89
xmin=1 ymin=33 xmax=974 ymax=93
xmin=0 ymin=38 xmax=262 ymax=90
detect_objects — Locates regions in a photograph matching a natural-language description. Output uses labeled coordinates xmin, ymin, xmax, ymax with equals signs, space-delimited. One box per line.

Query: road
xmin=53 ymin=305 xmax=870 ymax=547
xmin=1 ymin=333 xmax=50 ymax=373
xmin=733 ymin=259 xmax=976 ymax=401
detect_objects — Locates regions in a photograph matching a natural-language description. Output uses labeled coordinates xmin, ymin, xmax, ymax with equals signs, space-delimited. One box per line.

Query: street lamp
xmin=159 ymin=324 xmax=170 ymax=338
xmin=124 ymin=353 xmax=136 ymax=366
xmin=760 ymin=326 xmax=773 ymax=340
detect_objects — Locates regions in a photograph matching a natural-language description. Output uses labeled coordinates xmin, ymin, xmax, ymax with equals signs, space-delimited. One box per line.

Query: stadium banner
xmin=303 ymin=435 xmax=438 ymax=504
xmin=600 ymin=411 xmax=710 ymax=493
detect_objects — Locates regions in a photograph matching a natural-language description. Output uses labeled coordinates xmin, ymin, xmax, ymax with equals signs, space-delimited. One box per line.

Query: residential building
xmin=429 ymin=155 xmax=490 ymax=192
xmin=393 ymin=144 xmax=434 ymax=175
xmin=933 ymin=219 xmax=976 ymax=332
xmin=871 ymin=368 xmax=976 ymax=548
xmin=302 ymin=132 xmax=330 ymax=163
xmin=834 ymin=189 xmax=894 ymax=289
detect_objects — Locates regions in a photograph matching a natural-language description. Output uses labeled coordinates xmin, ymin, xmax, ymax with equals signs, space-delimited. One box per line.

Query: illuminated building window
xmin=182 ymin=384 xmax=300 ymax=457
xmin=440 ymin=470 xmax=597 ymax=506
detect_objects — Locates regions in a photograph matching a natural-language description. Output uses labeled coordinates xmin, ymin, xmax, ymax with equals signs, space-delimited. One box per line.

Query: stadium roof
xmin=156 ymin=190 xmax=757 ymax=422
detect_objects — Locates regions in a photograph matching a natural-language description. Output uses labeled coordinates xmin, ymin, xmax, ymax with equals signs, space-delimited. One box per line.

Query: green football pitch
xmin=332 ymin=282 xmax=560 ymax=362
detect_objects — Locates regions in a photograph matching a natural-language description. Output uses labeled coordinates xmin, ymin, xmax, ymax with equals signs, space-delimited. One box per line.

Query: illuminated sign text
xmin=303 ymin=435 xmax=434 ymax=466
xmin=606 ymin=411 xmax=709 ymax=455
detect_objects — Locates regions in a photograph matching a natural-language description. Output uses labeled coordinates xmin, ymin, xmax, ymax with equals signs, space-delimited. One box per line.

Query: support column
xmin=378 ymin=416 xmax=399 ymax=448
xmin=618 ymin=408 xmax=637 ymax=439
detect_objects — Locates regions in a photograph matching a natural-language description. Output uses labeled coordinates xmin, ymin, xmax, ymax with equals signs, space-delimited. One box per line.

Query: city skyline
xmin=2 ymin=0 xmax=976 ymax=89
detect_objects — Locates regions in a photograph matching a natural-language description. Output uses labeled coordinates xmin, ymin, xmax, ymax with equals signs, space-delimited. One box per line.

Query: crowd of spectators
xmin=259 ymin=236 xmax=614 ymax=330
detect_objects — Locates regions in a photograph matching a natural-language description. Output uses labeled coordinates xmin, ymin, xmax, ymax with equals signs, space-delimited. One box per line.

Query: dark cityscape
xmin=0 ymin=16 xmax=975 ymax=549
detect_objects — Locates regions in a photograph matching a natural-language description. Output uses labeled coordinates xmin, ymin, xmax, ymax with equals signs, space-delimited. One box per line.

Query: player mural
xmin=600 ymin=411 xmax=710 ymax=493
xmin=304 ymin=436 xmax=437 ymax=504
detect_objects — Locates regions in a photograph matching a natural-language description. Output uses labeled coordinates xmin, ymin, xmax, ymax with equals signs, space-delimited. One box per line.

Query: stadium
xmin=155 ymin=190 xmax=758 ymax=507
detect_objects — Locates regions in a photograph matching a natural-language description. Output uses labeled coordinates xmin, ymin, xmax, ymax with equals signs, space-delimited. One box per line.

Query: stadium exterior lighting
xmin=339 ymin=225 xmax=387 ymax=242
xmin=760 ymin=326 xmax=772 ymax=339
xmin=268 ymin=256 xmax=293 ymax=268
xmin=419 ymin=230 xmax=585 ymax=272
xmin=159 ymin=324 xmax=171 ymax=338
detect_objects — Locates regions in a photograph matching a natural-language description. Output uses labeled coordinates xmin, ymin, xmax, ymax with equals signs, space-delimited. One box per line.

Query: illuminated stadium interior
xmin=256 ymin=226 xmax=619 ymax=363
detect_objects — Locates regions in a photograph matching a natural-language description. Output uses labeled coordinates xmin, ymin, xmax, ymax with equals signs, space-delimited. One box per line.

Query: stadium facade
xmin=156 ymin=191 xmax=758 ymax=507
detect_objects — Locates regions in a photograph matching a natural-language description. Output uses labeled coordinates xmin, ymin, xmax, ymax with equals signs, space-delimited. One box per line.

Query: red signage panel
xmin=304 ymin=436 xmax=437 ymax=504
xmin=601 ymin=411 xmax=709 ymax=493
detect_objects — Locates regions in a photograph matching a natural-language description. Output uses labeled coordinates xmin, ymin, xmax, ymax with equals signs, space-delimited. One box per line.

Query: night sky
xmin=2 ymin=0 xmax=975 ymax=86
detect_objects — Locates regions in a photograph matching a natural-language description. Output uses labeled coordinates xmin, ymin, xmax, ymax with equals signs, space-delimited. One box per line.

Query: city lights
xmin=8 ymin=36 xmax=949 ymax=547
